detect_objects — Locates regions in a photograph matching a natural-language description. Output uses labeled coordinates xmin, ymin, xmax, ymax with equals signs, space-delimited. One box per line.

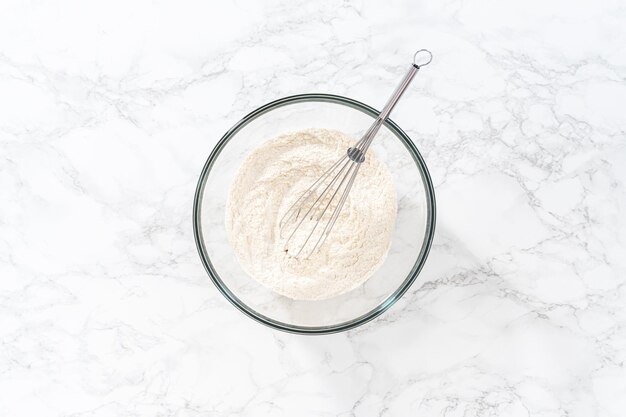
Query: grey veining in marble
xmin=1 ymin=0 xmax=625 ymax=416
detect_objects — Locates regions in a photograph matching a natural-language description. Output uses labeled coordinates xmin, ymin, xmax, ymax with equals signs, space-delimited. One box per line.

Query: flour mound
xmin=225 ymin=128 xmax=397 ymax=300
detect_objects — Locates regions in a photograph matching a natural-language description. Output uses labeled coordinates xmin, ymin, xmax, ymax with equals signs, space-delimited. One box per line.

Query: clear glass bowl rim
xmin=193 ymin=93 xmax=436 ymax=335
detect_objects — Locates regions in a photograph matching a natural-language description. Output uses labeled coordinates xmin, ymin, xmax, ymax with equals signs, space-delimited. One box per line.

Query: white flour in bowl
xmin=225 ymin=128 xmax=397 ymax=300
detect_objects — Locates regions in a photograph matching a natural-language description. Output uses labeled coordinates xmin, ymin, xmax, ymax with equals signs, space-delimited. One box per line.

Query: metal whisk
xmin=279 ymin=49 xmax=433 ymax=259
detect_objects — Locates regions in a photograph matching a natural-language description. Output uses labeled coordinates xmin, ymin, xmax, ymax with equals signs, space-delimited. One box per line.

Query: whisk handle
xmin=350 ymin=49 xmax=432 ymax=159
xmin=378 ymin=49 xmax=432 ymax=121
xmin=378 ymin=65 xmax=419 ymax=120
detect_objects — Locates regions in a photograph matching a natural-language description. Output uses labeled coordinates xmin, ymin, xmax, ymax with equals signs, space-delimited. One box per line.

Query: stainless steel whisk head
xmin=279 ymin=50 xmax=432 ymax=259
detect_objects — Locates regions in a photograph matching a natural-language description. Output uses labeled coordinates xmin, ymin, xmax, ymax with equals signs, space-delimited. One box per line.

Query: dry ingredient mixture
xmin=225 ymin=128 xmax=397 ymax=300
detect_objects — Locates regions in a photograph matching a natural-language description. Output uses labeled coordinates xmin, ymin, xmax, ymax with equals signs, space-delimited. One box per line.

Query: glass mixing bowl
xmin=193 ymin=94 xmax=436 ymax=334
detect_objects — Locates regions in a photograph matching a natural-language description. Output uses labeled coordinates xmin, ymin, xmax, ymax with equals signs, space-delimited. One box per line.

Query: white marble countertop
xmin=1 ymin=0 xmax=625 ymax=416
